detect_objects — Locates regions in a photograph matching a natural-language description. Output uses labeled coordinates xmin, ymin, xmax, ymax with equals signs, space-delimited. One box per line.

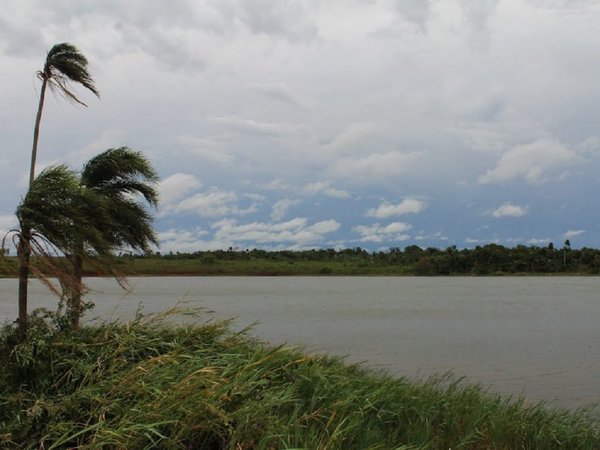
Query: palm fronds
xmin=39 ymin=42 xmax=99 ymax=106
xmin=81 ymin=147 xmax=159 ymax=251
xmin=17 ymin=165 xmax=109 ymax=256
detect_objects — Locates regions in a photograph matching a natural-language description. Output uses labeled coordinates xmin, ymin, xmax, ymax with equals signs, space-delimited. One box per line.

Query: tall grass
xmin=1 ymin=309 xmax=598 ymax=449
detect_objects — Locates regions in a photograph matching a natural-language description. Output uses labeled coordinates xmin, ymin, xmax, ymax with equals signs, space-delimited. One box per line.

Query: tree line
xmin=146 ymin=242 xmax=600 ymax=275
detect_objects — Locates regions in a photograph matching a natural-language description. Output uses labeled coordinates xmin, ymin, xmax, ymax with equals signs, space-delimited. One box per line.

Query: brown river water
xmin=1 ymin=276 xmax=598 ymax=409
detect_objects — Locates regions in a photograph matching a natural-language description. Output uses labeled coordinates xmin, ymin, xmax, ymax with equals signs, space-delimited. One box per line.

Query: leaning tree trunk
xmin=71 ymin=254 xmax=83 ymax=331
xmin=29 ymin=78 xmax=47 ymax=186
xmin=18 ymin=77 xmax=48 ymax=339
xmin=17 ymin=227 xmax=31 ymax=341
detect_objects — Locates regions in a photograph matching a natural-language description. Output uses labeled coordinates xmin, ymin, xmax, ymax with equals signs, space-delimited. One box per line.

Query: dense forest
xmin=134 ymin=242 xmax=600 ymax=275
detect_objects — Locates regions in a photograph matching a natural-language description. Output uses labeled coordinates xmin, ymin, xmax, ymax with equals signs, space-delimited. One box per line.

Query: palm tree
xmin=16 ymin=166 xmax=112 ymax=308
xmin=18 ymin=43 xmax=99 ymax=338
xmin=30 ymin=42 xmax=99 ymax=185
xmin=67 ymin=147 xmax=159 ymax=329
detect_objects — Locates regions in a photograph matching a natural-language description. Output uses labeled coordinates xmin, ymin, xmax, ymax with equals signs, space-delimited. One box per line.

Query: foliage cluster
xmin=1 ymin=311 xmax=598 ymax=449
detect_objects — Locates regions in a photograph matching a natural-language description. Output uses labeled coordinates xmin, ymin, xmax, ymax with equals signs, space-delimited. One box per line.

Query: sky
xmin=1 ymin=0 xmax=599 ymax=252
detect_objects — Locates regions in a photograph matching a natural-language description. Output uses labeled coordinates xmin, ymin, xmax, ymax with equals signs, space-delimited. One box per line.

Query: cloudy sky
xmin=1 ymin=0 xmax=599 ymax=252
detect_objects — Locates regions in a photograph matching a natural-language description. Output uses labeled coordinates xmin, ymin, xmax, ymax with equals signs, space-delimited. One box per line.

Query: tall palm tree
xmin=18 ymin=43 xmax=99 ymax=338
xmin=67 ymin=147 xmax=159 ymax=329
xmin=30 ymin=42 xmax=99 ymax=185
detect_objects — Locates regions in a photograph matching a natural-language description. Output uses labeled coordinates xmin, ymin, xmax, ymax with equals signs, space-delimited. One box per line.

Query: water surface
xmin=1 ymin=276 xmax=598 ymax=409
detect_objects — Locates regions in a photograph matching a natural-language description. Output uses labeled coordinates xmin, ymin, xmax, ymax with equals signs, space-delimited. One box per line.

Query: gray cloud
xmin=209 ymin=116 xmax=308 ymax=137
xmin=209 ymin=0 xmax=318 ymax=40
xmin=249 ymin=83 xmax=307 ymax=107
xmin=393 ymin=0 xmax=436 ymax=30
xmin=0 ymin=15 xmax=45 ymax=57
xmin=2 ymin=1 xmax=600 ymax=250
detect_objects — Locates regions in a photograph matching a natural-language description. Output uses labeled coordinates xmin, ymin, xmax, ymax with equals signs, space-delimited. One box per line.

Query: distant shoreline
xmin=2 ymin=243 xmax=599 ymax=277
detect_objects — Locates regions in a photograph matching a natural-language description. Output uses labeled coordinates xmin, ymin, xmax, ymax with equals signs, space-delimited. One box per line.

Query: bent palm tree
xmin=67 ymin=147 xmax=159 ymax=329
xmin=18 ymin=43 xmax=99 ymax=338
xmin=30 ymin=43 xmax=99 ymax=185
xmin=16 ymin=166 xmax=111 ymax=307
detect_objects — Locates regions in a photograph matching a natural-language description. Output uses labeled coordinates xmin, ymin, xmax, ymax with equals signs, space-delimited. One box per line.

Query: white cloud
xmin=0 ymin=214 xmax=18 ymax=251
xmin=179 ymin=136 xmax=234 ymax=164
xmin=69 ymin=130 xmax=125 ymax=166
xmin=366 ymin=198 xmax=426 ymax=218
xmin=158 ymin=173 xmax=202 ymax=206
xmin=159 ymin=217 xmax=340 ymax=251
xmin=304 ymin=181 xmax=350 ymax=199
xmin=331 ymin=152 xmax=422 ymax=180
xmin=158 ymin=227 xmax=225 ymax=253
xmin=479 ymin=138 xmax=579 ymax=184
xmin=209 ymin=116 xmax=307 ymax=137
xmin=321 ymin=122 xmax=381 ymax=154
xmin=305 ymin=219 xmax=340 ymax=234
xmin=244 ymin=193 xmax=266 ymax=202
xmin=353 ymin=222 xmax=411 ymax=243
xmin=212 ymin=217 xmax=340 ymax=245
xmin=270 ymin=198 xmax=301 ymax=221
xmin=170 ymin=189 xmax=256 ymax=218
xmin=0 ymin=213 xmax=17 ymax=231
xmin=490 ymin=203 xmax=528 ymax=218
xmin=415 ymin=231 xmax=449 ymax=242
xmin=527 ymin=238 xmax=552 ymax=246
xmin=464 ymin=237 xmax=501 ymax=245
xmin=564 ymin=229 xmax=585 ymax=239
xmin=262 ymin=179 xmax=292 ymax=191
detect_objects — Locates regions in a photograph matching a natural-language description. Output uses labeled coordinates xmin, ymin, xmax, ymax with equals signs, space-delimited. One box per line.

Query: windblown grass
xmin=1 ymin=309 xmax=598 ymax=449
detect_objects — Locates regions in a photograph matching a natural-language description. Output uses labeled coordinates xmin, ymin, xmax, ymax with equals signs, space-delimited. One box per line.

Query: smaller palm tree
xmin=66 ymin=147 xmax=159 ymax=329
xmin=16 ymin=165 xmax=112 ymax=305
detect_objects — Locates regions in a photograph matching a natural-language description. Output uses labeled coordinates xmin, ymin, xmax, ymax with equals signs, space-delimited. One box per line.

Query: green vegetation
xmin=69 ymin=147 xmax=159 ymax=330
xmin=12 ymin=42 xmax=160 ymax=339
xmin=1 ymin=310 xmax=598 ymax=449
xmin=69 ymin=244 xmax=600 ymax=276
xmin=18 ymin=42 xmax=100 ymax=339
xmin=3 ymin=243 xmax=599 ymax=278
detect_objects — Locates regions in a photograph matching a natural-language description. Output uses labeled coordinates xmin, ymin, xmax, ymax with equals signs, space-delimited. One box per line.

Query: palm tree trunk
xmin=71 ymin=254 xmax=83 ymax=331
xmin=29 ymin=78 xmax=47 ymax=186
xmin=17 ymin=227 xmax=30 ymax=340
xmin=18 ymin=77 xmax=48 ymax=340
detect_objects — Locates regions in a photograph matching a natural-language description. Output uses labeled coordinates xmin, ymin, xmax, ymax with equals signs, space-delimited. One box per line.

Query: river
xmin=1 ymin=276 xmax=598 ymax=409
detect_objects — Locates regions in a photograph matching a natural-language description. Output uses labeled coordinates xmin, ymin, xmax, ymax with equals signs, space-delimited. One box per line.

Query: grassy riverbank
xmin=1 ymin=310 xmax=598 ymax=449
xmin=0 ymin=255 xmax=413 ymax=277
xmin=1 ymin=255 xmax=595 ymax=277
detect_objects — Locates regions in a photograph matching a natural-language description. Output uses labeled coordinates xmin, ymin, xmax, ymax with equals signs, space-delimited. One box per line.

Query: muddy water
xmin=1 ymin=276 xmax=598 ymax=408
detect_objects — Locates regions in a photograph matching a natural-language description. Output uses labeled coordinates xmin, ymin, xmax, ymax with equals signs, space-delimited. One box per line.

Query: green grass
xmin=117 ymin=257 xmax=415 ymax=276
xmin=0 ymin=256 xmax=400 ymax=277
xmin=1 ymin=309 xmax=598 ymax=449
